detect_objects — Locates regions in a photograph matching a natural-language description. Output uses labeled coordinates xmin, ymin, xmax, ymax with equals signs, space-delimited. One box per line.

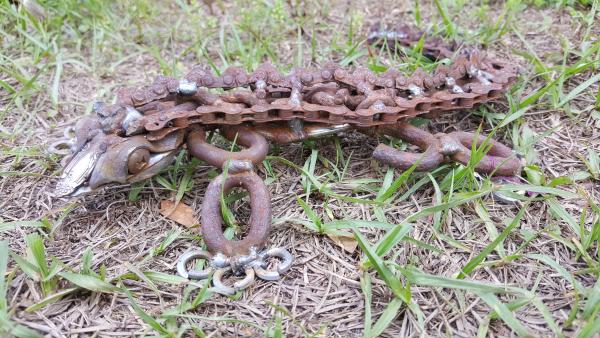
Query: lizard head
xmin=54 ymin=104 xmax=184 ymax=197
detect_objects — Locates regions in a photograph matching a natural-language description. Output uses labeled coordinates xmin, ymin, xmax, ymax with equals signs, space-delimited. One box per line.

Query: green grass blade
xmin=354 ymin=229 xmax=408 ymax=302
xmin=433 ymin=0 xmax=455 ymax=37
xmin=476 ymin=292 xmax=531 ymax=337
xmin=296 ymin=197 xmax=323 ymax=233
xmin=557 ymin=72 xmax=600 ymax=107
xmin=376 ymin=190 xmax=489 ymax=257
xmin=457 ymin=203 xmax=529 ymax=278
xmin=458 ymin=203 xmax=528 ymax=279
xmin=323 ymin=220 xmax=397 ymax=231
xmin=360 ymin=272 xmax=372 ymax=338
xmin=0 ymin=221 xmax=44 ymax=233
xmin=474 ymin=201 xmax=505 ymax=257
xmin=578 ymin=319 xmax=600 ymax=338
xmin=0 ymin=241 xmax=7 ymax=310
xmin=25 ymin=234 xmax=48 ymax=277
xmin=582 ymin=278 xmax=600 ymax=320
xmin=10 ymin=253 xmax=39 ymax=280
xmin=1 ymin=318 xmax=44 ymax=338
xmin=25 ymin=287 xmax=78 ymax=312
xmin=374 ymin=223 xmax=413 ymax=257
xmin=401 ymin=267 xmax=519 ymax=294
xmin=496 ymin=184 xmax=578 ymax=199
xmin=526 ymin=254 xmax=583 ymax=292
xmin=529 ymin=297 xmax=562 ymax=337
xmin=142 ymin=271 xmax=187 ymax=285
xmin=124 ymin=289 xmax=168 ymax=334
xmin=58 ymin=272 xmax=120 ymax=293
xmin=369 ymin=297 xmax=403 ymax=337
xmin=376 ymin=161 xmax=419 ymax=202
xmin=546 ymin=197 xmax=580 ymax=237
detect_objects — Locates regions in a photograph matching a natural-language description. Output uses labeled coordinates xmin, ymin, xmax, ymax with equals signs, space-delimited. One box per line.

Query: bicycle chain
xmin=91 ymin=25 xmax=517 ymax=142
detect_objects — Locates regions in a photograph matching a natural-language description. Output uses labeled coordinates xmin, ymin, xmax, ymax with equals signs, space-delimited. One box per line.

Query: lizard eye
xmin=128 ymin=148 xmax=150 ymax=174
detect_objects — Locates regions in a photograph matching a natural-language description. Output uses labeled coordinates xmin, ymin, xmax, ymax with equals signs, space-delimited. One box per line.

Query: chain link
xmin=177 ymin=247 xmax=293 ymax=295
xmin=87 ymin=26 xmax=517 ymax=143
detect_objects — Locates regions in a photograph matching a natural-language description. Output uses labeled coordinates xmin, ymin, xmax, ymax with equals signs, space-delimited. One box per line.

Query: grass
xmin=1 ymin=0 xmax=600 ymax=336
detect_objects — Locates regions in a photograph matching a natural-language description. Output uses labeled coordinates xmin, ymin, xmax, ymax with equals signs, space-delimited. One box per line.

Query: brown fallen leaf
xmin=159 ymin=200 xmax=198 ymax=228
xmin=327 ymin=233 xmax=358 ymax=253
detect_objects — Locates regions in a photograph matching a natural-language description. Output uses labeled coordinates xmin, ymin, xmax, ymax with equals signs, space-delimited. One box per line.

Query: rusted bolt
xmin=201 ymin=75 xmax=214 ymax=86
xmin=133 ymin=90 xmax=145 ymax=103
xmin=223 ymin=75 xmax=234 ymax=86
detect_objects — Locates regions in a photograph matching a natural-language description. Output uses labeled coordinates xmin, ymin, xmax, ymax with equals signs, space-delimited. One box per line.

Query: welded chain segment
xmin=101 ymin=26 xmax=517 ymax=138
xmin=127 ymin=52 xmax=516 ymax=132
xmin=198 ymin=161 xmax=271 ymax=257
xmin=371 ymin=123 xmax=522 ymax=175
xmin=440 ymin=132 xmax=523 ymax=176
xmin=372 ymin=123 xmax=445 ymax=171
xmin=187 ymin=126 xmax=269 ymax=169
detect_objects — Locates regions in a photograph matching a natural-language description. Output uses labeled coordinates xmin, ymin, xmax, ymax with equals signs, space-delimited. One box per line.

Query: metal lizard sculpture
xmin=52 ymin=25 xmax=523 ymax=295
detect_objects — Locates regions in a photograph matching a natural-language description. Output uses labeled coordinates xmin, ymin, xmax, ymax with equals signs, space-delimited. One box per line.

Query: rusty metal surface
xmin=370 ymin=125 xmax=523 ymax=176
xmin=187 ymin=126 xmax=269 ymax=169
xmin=371 ymin=123 xmax=444 ymax=171
xmin=200 ymin=162 xmax=272 ymax=257
xmin=84 ymin=25 xmax=517 ymax=141
xmin=108 ymin=50 xmax=515 ymax=133
xmin=441 ymin=132 xmax=523 ymax=176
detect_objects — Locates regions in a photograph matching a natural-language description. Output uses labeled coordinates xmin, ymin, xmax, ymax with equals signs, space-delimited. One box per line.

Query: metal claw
xmin=264 ymin=247 xmax=293 ymax=274
xmin=177 ymin=250 xmax=214 ymax=280
xmin=253 ymin=264 xmax=281 ymax=281
xmin=211 ymin=266 xmax=255 ymax=295
xmin=49 ymin=138 xmax=76 ymax=156
xmin=252 ymin=247 xmax=293 ymax=281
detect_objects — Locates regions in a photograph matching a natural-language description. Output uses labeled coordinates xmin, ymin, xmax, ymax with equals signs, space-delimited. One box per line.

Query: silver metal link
xmin=176 ymin=246 xmax=293 ymax=294
xmin=177 ymin=250 xmax=213 ymax=280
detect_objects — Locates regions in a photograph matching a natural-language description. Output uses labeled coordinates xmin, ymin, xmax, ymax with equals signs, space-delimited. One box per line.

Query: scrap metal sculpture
xmin=53 ymin=25 xmax=522 ymax=295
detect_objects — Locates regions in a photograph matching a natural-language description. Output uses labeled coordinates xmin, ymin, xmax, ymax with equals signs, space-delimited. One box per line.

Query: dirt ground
xmin=1 ymin=0 xmax=599 ymax=337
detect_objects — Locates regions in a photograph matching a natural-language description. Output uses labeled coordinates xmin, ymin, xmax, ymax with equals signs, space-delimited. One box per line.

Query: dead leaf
xmin=159 ymin=200 xmax=198 ymax=228
xmin=327 ymin=233 xmax=358 ymax=253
